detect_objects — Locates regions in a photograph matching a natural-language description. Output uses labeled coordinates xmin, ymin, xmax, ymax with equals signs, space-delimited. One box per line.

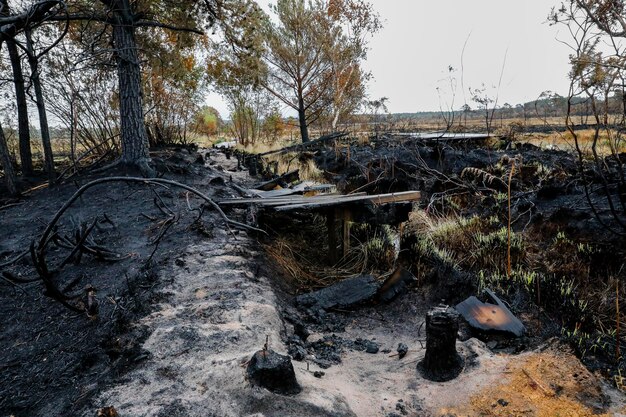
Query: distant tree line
xmin=388 ymin=93 xmax=626 ymax=127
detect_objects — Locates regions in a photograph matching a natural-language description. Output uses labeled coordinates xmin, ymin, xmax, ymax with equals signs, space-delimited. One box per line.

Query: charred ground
xmin=0 ymin=134 xmax=624 ymax=416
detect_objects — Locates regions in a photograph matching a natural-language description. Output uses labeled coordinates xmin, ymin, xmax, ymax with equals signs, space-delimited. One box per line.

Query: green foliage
xmin=262 ymin=109 xmax=286 ymax=143
xmin=473 ymin=227 xmax=525 ymax=269
xmin=351 ymin=223 xmax=398 ymax=271
xmin=207 ymin=0 xmax=380 ymax=142
xmin=193 ymin=106 xmax=222 ymax=136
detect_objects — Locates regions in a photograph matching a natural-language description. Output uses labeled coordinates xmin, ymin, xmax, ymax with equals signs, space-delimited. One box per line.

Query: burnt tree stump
xmin=246 ymin=349 xmax=302 ymax=395
xmin=418 ymin=306 xmax=462 ymax=382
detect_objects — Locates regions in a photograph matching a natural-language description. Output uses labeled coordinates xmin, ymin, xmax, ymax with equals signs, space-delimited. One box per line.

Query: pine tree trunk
xmin=7 ymin=40 xmax=33 ymax=176
xmin=111 ymin=3 xmax=153 ymax=175
xmin=0 ymin=0 xmax=32 ymax=176
xmin=0 ymin=120 xmax=18 ymax=196
xmin=298 ymin=97 xmax=309 ymax=143
xmin=25 ymin=30 xmax=55 ymax=183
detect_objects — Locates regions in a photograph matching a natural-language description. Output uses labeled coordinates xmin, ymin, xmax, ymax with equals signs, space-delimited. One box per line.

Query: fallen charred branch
xmin=258 ymin=132 xmax=348 ymax=157
xmin=254 ymin=169 xmax=300 ymax=191
xmin=36 ymin=177 xmax=265 ymax=252
xmin=22 ymin=176 xmax=266 ymax=313
xmin=296 ymin=274 xmax=381 ymax=313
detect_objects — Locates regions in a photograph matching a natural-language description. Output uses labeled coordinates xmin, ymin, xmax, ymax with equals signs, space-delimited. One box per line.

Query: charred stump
xmin=246 ymin=155 xmax=262 ymax=177
xmin=418 ymin=306 xmax=462 ymax=382
xmin=246 ymin=349 xmax=302 ymax=395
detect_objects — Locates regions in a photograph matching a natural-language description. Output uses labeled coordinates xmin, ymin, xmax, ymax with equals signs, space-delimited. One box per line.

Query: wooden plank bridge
xmin=219 ymin=190 xmax=420 ymax=211
xmin=219 ymin=187 xmax=420 ymax=262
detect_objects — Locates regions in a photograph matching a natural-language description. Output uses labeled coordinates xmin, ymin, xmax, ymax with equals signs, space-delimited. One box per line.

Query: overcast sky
xmin=205 ymin=0 xmax=573 ymax=116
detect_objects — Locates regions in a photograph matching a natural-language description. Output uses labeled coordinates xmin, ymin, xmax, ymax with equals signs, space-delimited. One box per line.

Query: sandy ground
xmin=79 ymin=151 xmax=625 ymax=417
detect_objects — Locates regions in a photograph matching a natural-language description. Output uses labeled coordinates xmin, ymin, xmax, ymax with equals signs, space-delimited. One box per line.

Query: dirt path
xmin=77 ymin=151 xmax=359 ymax=416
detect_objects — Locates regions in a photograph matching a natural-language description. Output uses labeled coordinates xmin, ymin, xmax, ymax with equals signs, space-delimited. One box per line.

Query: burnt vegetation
xmin=0 ymin=0 xmax=625 ymax=416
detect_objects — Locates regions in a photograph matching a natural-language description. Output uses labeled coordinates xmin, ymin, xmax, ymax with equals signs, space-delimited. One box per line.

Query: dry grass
xmin=386 ymin=115 xmax=569 ymax=133
xmin=236 ymin=137 xmax=297 ymax=154
xmin=517 ymin=129 xmax=626 ymax=156
xmin=263 ymin=238 xmax=323 ymax=289
xmin=263 ymin=215 xmax=399 ymax=292
xmin=402 ymin=212 xmax=524 ymax=274
xmin=443 ymin=350 xmax=620 ymax=417
xmin=263 ymin=152 xmax=325 ymax=182
xmin=263 ymin=236 xmax=372 ymax=292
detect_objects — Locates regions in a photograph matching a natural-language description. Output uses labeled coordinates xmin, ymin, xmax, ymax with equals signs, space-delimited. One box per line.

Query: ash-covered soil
xmin=0 ymin=147 xmax=250 ymax=416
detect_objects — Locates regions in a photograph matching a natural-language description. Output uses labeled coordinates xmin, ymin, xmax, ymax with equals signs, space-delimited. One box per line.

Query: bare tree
xmin=0 ymin=0 xmax=65 ymax=193
xmin=364 ymin=96 xmax=388 ymax=138
xmin=0 ymin=116 xmax=18 ymax=195
xmin=551 ymin=0 xmax=626 ymax=235
xmin=0 ymin=0 xmax=32 ymax=176
xmin=470 ymin=84 xmax=495 ymax=134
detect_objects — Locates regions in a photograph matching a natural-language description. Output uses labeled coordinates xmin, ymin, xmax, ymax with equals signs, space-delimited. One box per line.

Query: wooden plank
xmin=221 ymin=191 xmax=418 ymax=209
xmin=291 ymin=182 xmax=335 ymax=193
xmin=218 ymin=191 xmax=366 ymax=206
xmin=255 ymin=188 xmax=301 ymax=198
xmin=223 ymin=182 xmax=336 ymax=201
xmin=260 ymin=192 xmax=367 ymax=205
xmin=219 ymin=194 xmax=339 ymax=205
xmin=273 ymin=191 xmax=421 ymax=211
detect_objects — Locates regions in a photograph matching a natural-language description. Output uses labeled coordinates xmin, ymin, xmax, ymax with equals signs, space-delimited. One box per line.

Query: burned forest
xmin=0 ymin=0 xmax=625 ymax=416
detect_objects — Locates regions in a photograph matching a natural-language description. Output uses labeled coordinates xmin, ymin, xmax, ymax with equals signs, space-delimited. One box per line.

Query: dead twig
xmin=140 ymin=213 xmax=157 ymax=222
xmin=0 ymin=250 xmax=29 ymax=268
xmin=521 ymin=368 xmax=554 ymax=397
xmin=1 ymin=270 xmax=39 ymax=283
xmin=0 ymin=273 xmax=29 ymax=295
xmin=152 ymin=187 xmax=175 ymax=217
xmin=0 ymin=202 xmax=25 ymax=211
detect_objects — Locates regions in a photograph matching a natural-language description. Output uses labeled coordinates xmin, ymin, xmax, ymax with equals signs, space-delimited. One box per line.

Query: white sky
xmin=205 ymin=0 xmax=573 ymax=116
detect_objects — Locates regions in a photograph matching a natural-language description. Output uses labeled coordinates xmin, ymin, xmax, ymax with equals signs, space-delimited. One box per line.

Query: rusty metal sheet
xmin=455 ymin=290 xmax=525 ymax=337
